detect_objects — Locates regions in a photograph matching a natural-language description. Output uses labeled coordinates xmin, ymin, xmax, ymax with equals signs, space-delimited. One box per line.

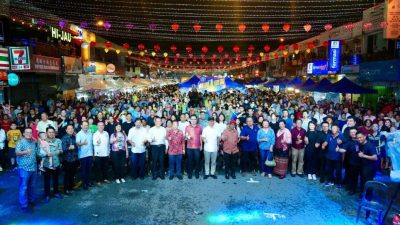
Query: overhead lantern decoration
xmin=115 ymin=49 xmax=121 ymax=54
xmin=201 ymin=46 xmax=209 ymax=54
xmin=322 ymin=41 xmax=329 ymax=48
xmin=224 ymin=53 xmax=229 ymax=59
xmin=80 ymin=21 xmax=88 ymax=29
xmin=170 ymin=44 xmax=177 ymax=52
xmin=248 ymin=45 xmax=255 ymax=52
xmin=104 ymin=21 xmax=111 ymax=31
xmin=126 ymin=23 xmax=134 ymax=30
xmin=123 ymin=43 xmax=130 ymax=50
xmin=363 ymin=22 xmax=373 ymax=31
xmin=263 ymin=44 xmax=270 ymax=52
xmin=128 ymin=50 xmax=133 ymax=55
xmin=186 ymin=45 xmax=192 ymax=52
xmin=74 ymin=39 xmax=83 ymax=46
xmin=283 ymin=50 xmax=288 ymax=56
xmin=149 ymin=23 xmax=157 ymax=31
xmin=176 ymin=53 xmax=180 ymax=58
xmin=81 ymin=42 xmax=89 ymax=48
xmin=261 ymin=24 xmax=270 ymax=32
xmin=153 ymin=44 xmax=161 ymax=52
xmin=215 ymin=23 xmax=223 ymax=32
xmin=212 ymin=53 xmax=217 ymax=59
xmin=324 ymin=23 xmax=333 ymax=31
xmin=279 ymin=37 xmax=285 ymax=42
xmin=90 ymin=41 xmax=96 ymax=47
xmin=139 ymin=51 xmax=145 ymax=56
xmin=306 ymin=48 xmax=311 ymax=54
xmin=282 ymin=23 xmax=291 ymax=32
xmin=105 ymin=41 xmax=112 ymax=49
xmin=380 ymin=21 xmax=388 ymax=29
xmin=193 ymin=23 xmax=201 ymax=32
xmin=303 ymin=23 xmax=312 ymax=32
xmin=344 ymin=23 xmax=354 ymax=31
xmin=233 ymin=45 xmax=240 ymax=53
xmin=189 ymin=53 xmax=194 ymax=58
xmin=217 ymin=45 xmax=224 ymax=53
xmin=278 ymin=44 xmax=285 ymax=51
xmin=171 ymin=23 xmax=179 ymax=32
xmin=294 ymin=49 xmax=300 ymax=54
xmin=308 ymin=42 xmax=315 ymax=49
xmin=58 ymin=20 xmax=66 ymax=29
xmin=293 ymin=43 xmax=299 ymax=50
xmin=138 ymin=43 xmax=145 ymax=51
xmin=238 ymin=24 xmax=246 ymax=32
xmin=104 ymin=48 xmax=109 ymax=53
xmin=259 ymin=52 xmax=264 ymax=57
xmin=163 ymin=52 xmax=168 ymax=58
xmin=151 ymin=51 xmax=156 ymax=57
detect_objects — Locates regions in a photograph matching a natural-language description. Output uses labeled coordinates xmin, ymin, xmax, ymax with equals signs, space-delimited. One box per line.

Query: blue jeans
xmin=80 ymin=157 xmax=92 ymax=187
xmin=169 ymin=154 xmax=183 ymax=177
xmin=130 ymin=152 xmax=146 ymax=178
xmin=18 ymin=168 xmax=36 ymax=208
xmin=186 ymin=148 xmax=200 ymax=176
xmin=260 ymin=150 xmax=273 ymax=174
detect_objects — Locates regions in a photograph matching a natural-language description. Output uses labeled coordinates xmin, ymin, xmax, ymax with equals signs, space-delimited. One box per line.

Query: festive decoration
xmin=215 ymin=23 xmax=223 ymax=32
xmin=322 ymin=41 xmax=329 ymax=48
xmin=344 ymin=22 xmax=354 ymax=31
xmin=151 ymin=51 xmax=156 ymax=57
xmin=163 ymin=52 xmax=168 ymax=57
xmin=126 ymin=23 xmax=134 ymax=30
xmin=217 ymin=45 xmax=224 ymax=53
xmin=138 ymin=43 xmax=145 ymax=51
xmin=282 ymin=23 xmax=291 ymax=32
xmin=105 ymin=41 xmax=112 ymax=49
xmin=116 ymin=49 xmax=121 ymax=54
xmin=171 ymin=23 xmax=179 ymax=32
xmin=292 ymin=43 xmax=299 ymax=50
xmin=186 ymin=45 xmax=192 ymax=52
xmin=306 ymin=48 xmax=311 ymax=53
xmin=90 ymin=41 xmax=96 ymax=47
xmin=149 ymin=23 xmax=157 ymax=31
xmin=294 ymin=49 xmax=300 ymax=54
xmin=123 ymin=43 xmax=130 ymax=49
xmin=324 ymin=23 xmax=333 ymax=31
xmin=153 ymin=44 xmax=161 ymax=52
xmin=261 ymin=24 xmax=270 ymax=32
xmin=139 ymin=51 xmax=145 ymax=56
xmin=176 ymin=53 xmax=180 ymax=58
xmin=104 ymin=48 xmax=109 ymax=53
xmin=278 ymin=44 xmax=285 ymax=51
xmin=264 ymin=44 xmax=271 ymax=52
xmin=128 ymin=50 xmax=133 ymax=55
xmin=279 ymin=37 xmax=285 ymax=42
xmin=303 ymin=23 xmax=312 ymax=32
xmin=201 ymin=46 xmax=208 ymax=53
xmin=80 ymin=21 xmax=87 ymax=28
xmin=233 ymin=45 xmax=240 ymax=53
xmin=259 ymin=52 xmax=264 ymax=57
xmin=193 ymin=23 xmax=201 ymax=32
xmin=380 ymin=21 xmax=388 ymax=29
xmin=308 ymin=42 xmax=315 ymax=49
xmin=170 ymin=44 xmax=177 ymax=52
xmin=224 ymin=53 xmax=229 ymax=59
xmin=81 ymin=42 xmax=89 ymax=48
xmin=238 ymin=24 xmax=246 ymax=32
xmin=104 ymin=21 xmax=111 ymax=30
xmin=248 ymin=45 xmax=255 ymax=52
xmin=96 ymin=20 xmax=104 ymax=27
xmin=363 ymin=22 xmax=372 ymax=31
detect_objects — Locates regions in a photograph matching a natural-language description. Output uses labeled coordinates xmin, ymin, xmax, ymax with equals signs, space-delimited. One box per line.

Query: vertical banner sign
xmin=0 ymin=48 xmax=9 ymax=70
xmin=9 ymin=47 xmax=30 ymax=70
xmin=328 ymin=40 xmax=341 ymax=73
xmin=384 ymin=0 xmax=400 ymax=39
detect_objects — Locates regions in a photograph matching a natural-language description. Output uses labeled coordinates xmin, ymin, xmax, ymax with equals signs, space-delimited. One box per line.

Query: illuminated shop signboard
xmin=49 ymin=26 xmax=72 ymax=42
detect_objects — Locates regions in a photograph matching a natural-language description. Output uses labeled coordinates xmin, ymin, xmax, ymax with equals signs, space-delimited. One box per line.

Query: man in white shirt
xmin=148 ymin=117 xmax=167 ymax=180
xmin=178 ymin=114 xmax=190 ymax=134
xmin=37 ymin=113 xmax=57 ymax=133
xmin=301 ymin=110 xmax=311 ymax=130
xmin=313 ymin=107 xmax=326 ymax=126
xmin=93 ymin=122 xmax=110 ymax=185
xmin=128 ymin=119 xmax=148 ymax=180
xmin=201 ymin=118 xmax=220 ymax=179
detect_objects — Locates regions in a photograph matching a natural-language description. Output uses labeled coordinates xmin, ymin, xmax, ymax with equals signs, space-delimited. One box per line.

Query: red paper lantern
xmin=138 ymin=43 xmax=145 ymax=51
xmin=261 ymin=24 xmax=270 ymax=32
xmin=282 ymin=23 xmax=291 ymax=32
xmin=278 ymin=44 xmax=285 ymax=51
xmin=292 ymin=43 xmax=299 ymax=50
xmin=303 ymin=23 xmax=312 ymax=32
xmin=248 ymin=45 xmax=255 ymax=52
xmin=380 ymin=21 xmax=388 ymax=29
xmin=171 ymin=23 xmax=179 ymax=32
xmin=185 ymin=45 xmax=193 ymax=53
xmin=217 ymin=45 xmax=224 ymax=53
xmin=212 ymin=53 xmax=217 ymax=59
xmin=341 ymin=40 xmax=346 ymax=45
xmin=175 ymin=53 xmax=180 ymax=58
xmin=322 ymin=41 xmax=329 ymax=48
xmin=263 ymin=44 xmax=271 ymax=52
xmin=324 ymin=23 xmax=333 ymax=31
xmin=224 ymin=53 xmax=229 ymax=59
xmin=363 ymin=22 xmax=373 ymax=31
xmin=201 ymin=46 xmax=208 ymax=54
xmin=74 ymin=39 xmax=82 ymax=46
xmin=122 ymin=42 xmax=130 ymax=49
xmin=90 ymin=41 xmax=96 ymax=47
xmin=238 ymin=24 xmax=246 ymax=32
xmin=170 ymin=44 xmax=177 ymax=52
xmin=344 ymin=23 xmax=354 ymax=31
xmin=215 ymin=23 xmax=223 ymax=32
xmin=189 ymin=53 xmax=193 ymax=58
xmin=105 ymin=41 xmax=112 ymax=49
xmin=308 ymin=42 xmax=315 ymax=49
xmin=153 ymin=44 xmax=161 ymax=52
xmin=193 ymin=23 xmax=201 ymax=32
xmin=233 ymin=45 xmax=240 ymax=53
xmin=174 ymin=58 xmax=178 ymax=62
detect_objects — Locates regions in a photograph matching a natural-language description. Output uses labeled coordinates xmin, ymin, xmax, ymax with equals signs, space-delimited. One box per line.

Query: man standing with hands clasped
xmin=61 ymin=125 xmax=78 ymax=195
xmin=76 ymin=121 xmax=93 ymax=190
xmin=221 ymin=120 xmax=240 ymax=179
xmin=240 ymin=117 xmax=259 ymax=177
xmin=202 ymin=117 xmax=220 ymax=179
xmin=93 ymin=122 xmax=110 ymax=185
xmin=148 ymin=117 xmax=167 ymax=180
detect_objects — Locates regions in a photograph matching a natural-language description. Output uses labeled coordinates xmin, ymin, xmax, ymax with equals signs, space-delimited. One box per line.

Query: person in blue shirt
xmin=76 ymin=121 xmax=94 ymax=190
xmin=322 ymin=124 xmax=344 ymax=187
xmin=281 ymin=109 xmax=293 ymax=130
xmin=240 ymin=117 xmax=259 ymax=176
xmin=257 ymin=120 xmax=275 ymax=178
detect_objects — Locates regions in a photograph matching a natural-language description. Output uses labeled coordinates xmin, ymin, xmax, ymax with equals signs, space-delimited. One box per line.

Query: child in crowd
xmin=38 ymin=132 xmax=54 ymax=171
xmin=7 ymin=123 xmax=22 ymax=170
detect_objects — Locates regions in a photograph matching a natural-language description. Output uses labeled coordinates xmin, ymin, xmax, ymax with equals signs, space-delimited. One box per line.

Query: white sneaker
xmin=120 ymin=178 xmax=126 ymax=183
xmin=116 ymin=179 xmax=121 ymax=184
xmin=261 ymin=172 xmax=266 ymax=177
xmin=268 ymin=174 xmax=272 ymax=179
xmin=0 ymin=166 xmax=3 ymax=172
xmin=308 ymin=174 xmax=312 ymax=180
xmin=312 ymin=174 xmax=317 ymax=180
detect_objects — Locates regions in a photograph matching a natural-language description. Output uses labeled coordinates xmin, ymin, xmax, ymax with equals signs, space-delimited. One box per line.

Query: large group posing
xmin=1 ymin=85 xmax=399 ymax=211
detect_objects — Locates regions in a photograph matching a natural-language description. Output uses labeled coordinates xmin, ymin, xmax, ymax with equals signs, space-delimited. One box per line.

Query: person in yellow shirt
xmin=7 ymin=123 xmax=22 ymax=170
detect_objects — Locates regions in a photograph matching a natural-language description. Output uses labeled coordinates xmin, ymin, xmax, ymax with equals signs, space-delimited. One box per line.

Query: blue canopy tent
xmin=302 ymin=78 xmax=332 ymax=92
xmin=224 ymin=76 xmax=247 ymax=92
xmin=248 ymin=78 xmax=265 ymax=86
xmin=287 ymin=77 xmax=302 ymax=87
xmin=178 ymin=75 xmax=200 ymax=92
xmin=327 ymin=77 xmax=377 ymax=94
xmin=298 ymin=78 xmax=315 ymax=90
xmin=264 ymin=79 xmax=289 ymax=88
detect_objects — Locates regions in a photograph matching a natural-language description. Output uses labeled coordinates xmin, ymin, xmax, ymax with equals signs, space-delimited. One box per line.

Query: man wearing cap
xmin=221 ymin=120 xmax=240 ymax=179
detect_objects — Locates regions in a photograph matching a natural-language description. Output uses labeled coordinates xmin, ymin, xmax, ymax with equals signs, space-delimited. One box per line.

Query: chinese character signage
xmin=384 ymin=0 xmax=400 ymax=39
xmin=9 ymin=47 xmax=30 ymax=71
xmin=328 ymin=40 xmax=341 ymax=73
xmin=31 ymin=55 xmax=61 ymax=73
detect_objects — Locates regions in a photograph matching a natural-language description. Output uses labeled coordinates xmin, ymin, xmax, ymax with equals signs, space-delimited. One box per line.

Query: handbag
xmin=265 ymin=151 xmax=276 ymax=167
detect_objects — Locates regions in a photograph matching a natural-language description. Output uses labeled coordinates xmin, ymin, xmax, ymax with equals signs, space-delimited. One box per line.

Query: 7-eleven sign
xmin=9 ymin=47 xmax=30 ymax=70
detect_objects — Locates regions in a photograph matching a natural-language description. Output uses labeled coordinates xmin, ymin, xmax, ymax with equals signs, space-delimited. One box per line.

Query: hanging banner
xmin=0 ymin=47 xmax=9 ymax=70
xmin=198 ymin=76 xmax=226 ymax=92
xmin=307 ymin=60 xmax=328 ymax=75
xmin=328 ymin=40 xmax=341 ymax=73
xmin=9 ymin=47 xmax=30 ymax=71
xmin=30 ymin=55 xmax=61 ymax=73
xmin=384 ymin=0 xmax=400 ymax=39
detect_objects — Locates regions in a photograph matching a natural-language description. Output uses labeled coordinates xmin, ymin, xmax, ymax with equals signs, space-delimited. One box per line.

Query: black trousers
xmin=318 ymin=152 xmax=327 ymax=181
xmin=223 ymin=152 xmax=238 ymax=176
xmin=325 ymin=159 xmax=342 ymax=184
xmin=63 ymin=160 xmax=78 ymax=192
xmin=241 ymin=151 xmax=257 ymax=173
xmin=305 ymin=148 xmax=318 ymax=174
xmin=360 ymin=166 xmax=376 ymax=192
xmin=348 ymin=164 xmax=361 ymax=193
xmin=111 ymin=151 xmax=126 ymax=179
xmin=186 ymin=148 xmax=201 ymax=177
xmin=94 ymin=156 xmax=109 ymax=182
xmin=44 ymin=167 xmax=60 ymax=197
xmin=151 ymin=145 xmax=166 ymax=178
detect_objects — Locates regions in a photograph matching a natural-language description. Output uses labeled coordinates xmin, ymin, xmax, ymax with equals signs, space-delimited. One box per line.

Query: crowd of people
xmin=1 ymin=84 xmax=399 ymax=212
